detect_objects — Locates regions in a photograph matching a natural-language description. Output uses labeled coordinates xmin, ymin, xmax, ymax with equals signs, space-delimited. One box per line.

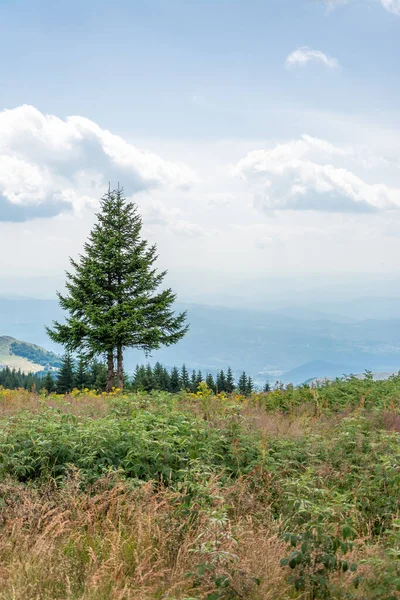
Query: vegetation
xmin=10 ymin=340 xmax=62 ymax=368
xmin=0 ymin=374 xmax=400 ymax=598
xmin=47 ymin=187 xmax=188 ymax=391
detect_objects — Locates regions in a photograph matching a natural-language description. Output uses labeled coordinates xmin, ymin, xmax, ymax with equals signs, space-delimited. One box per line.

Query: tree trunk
xmin=106 ymin=350 xmax=115 ymax=392
xmin=117 ymin=345 xmax=124 ymax=391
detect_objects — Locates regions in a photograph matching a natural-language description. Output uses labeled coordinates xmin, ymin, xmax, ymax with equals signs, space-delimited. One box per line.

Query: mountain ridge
xmin=0 ymin=335 xmax=61 ymax=374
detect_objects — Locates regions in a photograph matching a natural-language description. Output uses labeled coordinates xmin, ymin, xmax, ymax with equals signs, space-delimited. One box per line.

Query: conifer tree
xmin=226 ymin=367 xmax=235 ymax=393
xmin=190 ymin=369 xmax=198 ymax=393
xmin=144 ymin=364 xmax=154 ymax=391
xmin=246 ymin=376 xmax=254 ymax=395
xmin=238 ymin=371 xmax=248 ymax=395
xmin=43 ymin=371 xmax=55 ymax=393
xmin=196 ymin=370 xmax=203 ymax=389
xmin=205 ymin=373 xmax=216 ymax=393
xmin=47 ymin=187 xmax=188 ymax=391
xmin=153 ymin=362 xmax=164 ymax=390
xmin=74 ymin=359 xmax=87 ymax=391
xmin=181 ymin=364 xmax=190 ymax=390
xmin=263 ymin=381 xmax=271 ymax=393
xmin=170 ymin=366 xmax=181 ymax=393
xmin=216 ymin=369 xmax=227 ymax=393
xmin=56 ymin=352 xmax=75 ymax=394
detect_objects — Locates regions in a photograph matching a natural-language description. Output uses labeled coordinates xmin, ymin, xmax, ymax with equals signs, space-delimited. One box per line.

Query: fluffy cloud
xmin=323 ymin=0 xmax=400 ymax=13
xmin=206 ymin=192 xmax=235 ymax=208
xmin=285 ymin=47 xmax=339 ymax=69
xmin=0 ymin=105 xmax=196 ymax=222
xmin=139 ymin=196 xmax=207 ymax=237
xmin=234 ymin=135 xmax=400 ymax=213
xmin=380 ymin=0 xmax=400 ymax=14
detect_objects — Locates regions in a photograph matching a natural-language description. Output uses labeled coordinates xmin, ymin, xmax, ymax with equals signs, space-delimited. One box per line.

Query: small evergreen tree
xmin=181 ymin=364 xmax=190 ymax=390
xmin=74 ymin=359 xmax=87 ymax=391
xmin=144 ymin=364 xmax=154 ymax=391
xmin=263 ymin=381 xmax=271 ymax=393
xmin=47 ymin=187 xmax=188 ymax=391
xmin=205 ymin=373 xmax=216 ymax=393
xmin=196 ymin=370 xmax=203 ymax=389
xmin=153 ymin=362 xmax=164 ymax=390
xmin=56 ymin=352 xmax=75 ymax=394
xmin=42 ymin=371 xmax=55 ymax=393
xmin=238 ymin=371 xmax=247 ymax=395
xmin=246 ymin=375 xmax=254 ymax=395
xmin=216 ymin=369 xmax=227 ymax=393
xmin=170 ymin=366 xmax=181 ymax=393
xmin=190 ymin=369 xmax=198 ymax=393
xmin=226 ymin=367 xmax=235 ymax=393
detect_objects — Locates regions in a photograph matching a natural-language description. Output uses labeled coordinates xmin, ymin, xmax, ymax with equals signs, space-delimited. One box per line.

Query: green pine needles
xmin=47 ymin=186 xmax=188 ymax=391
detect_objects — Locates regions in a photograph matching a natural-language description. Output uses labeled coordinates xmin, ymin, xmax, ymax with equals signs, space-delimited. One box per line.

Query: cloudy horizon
xmin=0 ymin=0 xmax=399 ymax=306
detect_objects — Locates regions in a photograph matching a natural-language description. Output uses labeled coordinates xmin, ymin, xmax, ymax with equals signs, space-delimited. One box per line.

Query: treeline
xmin=0 ymin=359 xmax=108 ymax=394
xmin=131 ymin=363 xmax=269 ymax=394
xmin=0 ymin=357 xmax=272 ymax=395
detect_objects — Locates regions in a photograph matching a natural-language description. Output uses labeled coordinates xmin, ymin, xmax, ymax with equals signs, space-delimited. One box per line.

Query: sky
xmin=0 ymin=0 xmax=400 ymax=306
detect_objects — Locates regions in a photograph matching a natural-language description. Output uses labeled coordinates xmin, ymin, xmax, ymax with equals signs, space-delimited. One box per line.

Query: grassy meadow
xmin=1 ymin=376 xmax=400 ymax=599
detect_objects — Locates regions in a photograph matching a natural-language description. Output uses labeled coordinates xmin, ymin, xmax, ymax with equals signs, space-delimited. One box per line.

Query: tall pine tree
xmin=56 ymin=353 xmax=75 ymax=394
xmin=181 ymin=364 xmax=190 ymax=390
xmin=47 ymin=187 xmax=188 ymax=391
xmin=226 ymin=367 xmax=235 ymax=393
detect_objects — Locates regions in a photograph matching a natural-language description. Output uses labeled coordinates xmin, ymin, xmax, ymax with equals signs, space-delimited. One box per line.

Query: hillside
xmin=0 ymin=335 xmax=61 ymax=373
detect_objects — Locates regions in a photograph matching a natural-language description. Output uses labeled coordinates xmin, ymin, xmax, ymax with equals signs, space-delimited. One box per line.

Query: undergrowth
xmin=0 ymin=378 xmax=399 ymax=599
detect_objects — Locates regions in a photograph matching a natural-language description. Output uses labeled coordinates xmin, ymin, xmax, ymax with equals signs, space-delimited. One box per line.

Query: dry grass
xmin=0 ymin=473 xmax=289 ymax=600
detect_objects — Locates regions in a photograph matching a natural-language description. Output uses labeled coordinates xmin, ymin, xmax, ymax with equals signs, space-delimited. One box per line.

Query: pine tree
xmin=144 ymin=364 xmax=154 ymax=391
xmin=153 ymin=362 xmax=164 ymax=390
xmin=158 ymin=366 xmax=170 ymax=391
xmin=238 ymin=371 xmax=247 ymax=395
xmin=216 ymin=370 xmax=227 ymax=393
xmin=170 ymin=366 xmax=181 ymax=393
xmin=190 ymin=369 xmax=197 ymax=393
xmin=196 ymin=370 xmax=203 ymax=389
xmin=74 ymin=359 xmax=87 ymax=391
xmin=205 ymin=373 xmax=216 ymax=393
xmin=246 ymin=376 xmax=254 ymax=395
xmin=226 ymin=367 xmax=235 ymax=393
xmin=47 ymin=187 xmax=188 ymax=391
xmin=263 ymin=381 xmax=271 ymax=393
xmin=42 ymin=371 xmax=55 ymax=393
xmin=181 ymin=364 xmax=190 ymax=390
xmin=56 ymin=352 xmax=75 ymax=394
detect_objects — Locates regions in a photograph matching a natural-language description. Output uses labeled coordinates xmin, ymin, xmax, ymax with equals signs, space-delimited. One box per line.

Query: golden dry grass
xmin=0 ymin=473 xmax=290 ymax=600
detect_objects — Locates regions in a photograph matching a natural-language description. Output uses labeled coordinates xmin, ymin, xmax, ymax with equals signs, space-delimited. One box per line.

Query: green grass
xmin=0 ymin=383 xmax=400 ymax=598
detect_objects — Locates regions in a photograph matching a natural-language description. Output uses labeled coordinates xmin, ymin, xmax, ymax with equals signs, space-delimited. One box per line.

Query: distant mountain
xmin=1 ymin=295 xmax=400 ymax=384
xmin=0 ymin=335 xmax=61 ymax=373
xmin=280 ymin=360 xmax=363 ymax=385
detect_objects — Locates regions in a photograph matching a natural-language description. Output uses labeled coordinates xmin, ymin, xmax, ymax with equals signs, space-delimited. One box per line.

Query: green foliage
xmin=56 ymin=352 xmax=75 ymax=394
xmin=0 ymin=394 xmax=263 ymax=485
xmin=47 ymin=187 xmax=188 ymax=389
xmin=281 ymin=526 xmax=358 ymax=599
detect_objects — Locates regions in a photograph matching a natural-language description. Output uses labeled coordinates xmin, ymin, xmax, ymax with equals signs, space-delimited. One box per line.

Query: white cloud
xmin=206 ymin=192 xmax=235 ymax=208
xmin=285 ymin=47 xmax=339 ymax=69
xmin=323 ymin=0 xmax=400 ymax=13
xmin=380 ymin=0 xmax=400 ymax=14
xmin=234 ymin=135 xmax=400 ymax=213
xmin=139 ymin=196 xmax=207 ymax=237
xmin=0 ymin=105 xmax=197 ymax=222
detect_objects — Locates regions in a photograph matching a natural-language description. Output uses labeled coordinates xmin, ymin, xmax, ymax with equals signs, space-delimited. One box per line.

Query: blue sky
xmin=0 ymin=0 xmax=399 ymax=303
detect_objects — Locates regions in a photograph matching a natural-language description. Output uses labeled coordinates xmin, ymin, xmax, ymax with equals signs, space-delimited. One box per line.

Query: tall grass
xmin=0 ymin=383 xmax=400 ymax=598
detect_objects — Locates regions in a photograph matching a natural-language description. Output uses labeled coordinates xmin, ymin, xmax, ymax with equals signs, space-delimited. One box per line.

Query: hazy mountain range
xmin=1 ymin=295 xmax=400 ymax=385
